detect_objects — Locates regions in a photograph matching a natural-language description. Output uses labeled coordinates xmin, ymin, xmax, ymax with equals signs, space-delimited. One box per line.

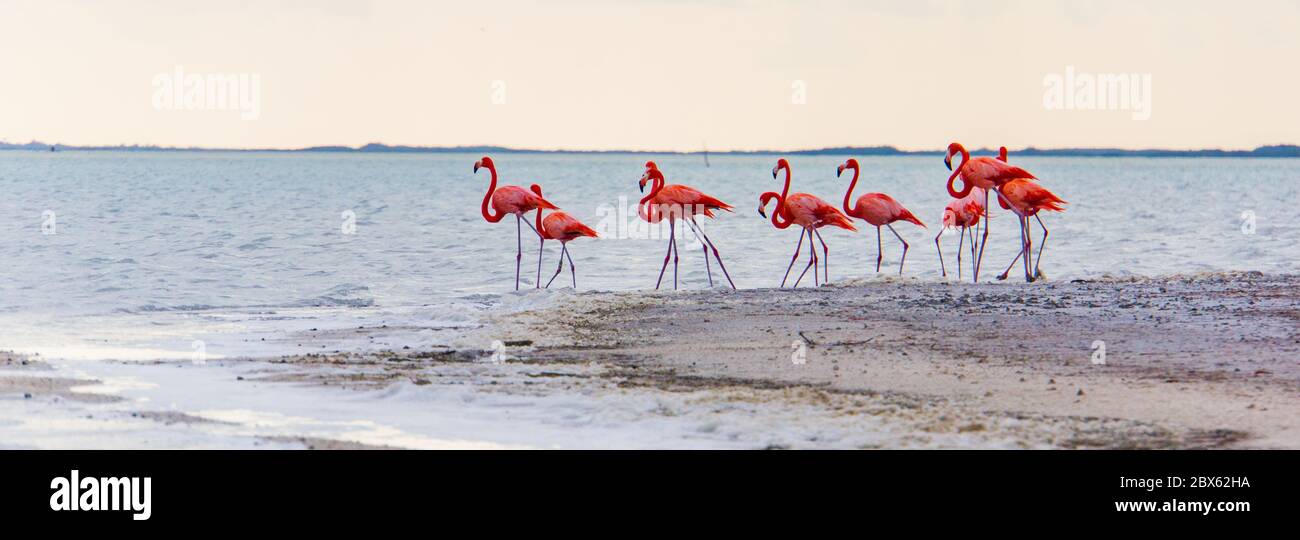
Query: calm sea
xmin=1 ymin=151 xmax=1296 ymax=360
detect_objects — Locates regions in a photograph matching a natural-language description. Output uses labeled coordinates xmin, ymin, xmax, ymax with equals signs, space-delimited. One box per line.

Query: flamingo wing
xmin=1001 ymin=180 xmax=1067 ymax=215
xmin=543 ymin=211 xmax=598 ymax=241
xmin=788 ymin=193 xmax=856 ymax=231
xmin=493 ymin=185 xmax=558 ymax=215
xmin=855 ymin=193 xmax=924 ymax=228
xmin=656 ymin=184 xmax=734 ymax=218
xmin=962 ymin=156 xmax=1037 ymax=187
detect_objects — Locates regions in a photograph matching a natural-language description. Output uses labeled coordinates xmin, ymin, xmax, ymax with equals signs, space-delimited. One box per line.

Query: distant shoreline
xmin=3 ymin=141 xmax=1299 ymax=158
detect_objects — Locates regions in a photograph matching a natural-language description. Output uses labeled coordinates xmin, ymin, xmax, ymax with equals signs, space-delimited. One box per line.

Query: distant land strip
xmin=2 ymin=141 xmax=1298 ymax=158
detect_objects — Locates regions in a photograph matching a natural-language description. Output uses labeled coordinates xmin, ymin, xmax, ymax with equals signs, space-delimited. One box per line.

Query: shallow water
xmin=0 ymin=150 xmax=1297 ymax=360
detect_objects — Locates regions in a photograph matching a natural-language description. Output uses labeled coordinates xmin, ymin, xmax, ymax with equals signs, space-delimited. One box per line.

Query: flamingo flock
xmin=476 ymin=143 xmax=1066 ymax=290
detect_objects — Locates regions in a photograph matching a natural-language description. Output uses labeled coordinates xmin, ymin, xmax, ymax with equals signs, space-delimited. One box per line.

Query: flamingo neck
xmin=773 ymin=166 xmax=792 ymax=228
xmin=535 ymin=199 xmax=548 ymax=239
xmin=637 ymin=174 xmax=665 ymax=221
xmin=760 ymin=192 xmax=792 ymax=229
xmin=946 ymin=146 xmax=972 ymax=199
xmin=481 ymin=165 xmax=504 ymax=222
xmin=842 ymin=165 xmax=860 ymax=216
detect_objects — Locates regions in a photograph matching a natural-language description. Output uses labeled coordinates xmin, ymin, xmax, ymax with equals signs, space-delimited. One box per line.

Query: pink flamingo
xmin=529 ymin=184 xmax=598 ymax=288
xmin=757 ymin=158 xmax=857 ymax=287
xmin=638 ymin=161 xmax=736 ymax=290
xmin=837 ymin=159 xmax=926 ymax=275
xmin=474 ymin=156 xmax=558 ymax=290
xmin=991 ymin=148 xmax=1067 ymax=282
xmin=935 ymin=187 xmax=985 ymax=280
xmin=943 ymin=142 xmax=1038 ymax=282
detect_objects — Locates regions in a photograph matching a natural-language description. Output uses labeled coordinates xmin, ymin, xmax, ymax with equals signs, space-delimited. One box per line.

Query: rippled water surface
xmin=1 ymin=151 xmax=1296 ymax=359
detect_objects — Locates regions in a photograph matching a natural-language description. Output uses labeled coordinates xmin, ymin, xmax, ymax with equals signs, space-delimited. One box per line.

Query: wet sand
xmin=4 ymin=273 xmax=1297 ymax=449
xmin=454 ymin=272 xmax=1300 ymax=448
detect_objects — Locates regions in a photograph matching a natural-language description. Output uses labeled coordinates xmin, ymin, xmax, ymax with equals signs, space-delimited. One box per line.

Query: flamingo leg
xmin=545 ymin=243 xmax=565 ymax=288
xmin=536 ymin=239 xmax=544 ymax=289
xmin=670 ymin=221 xmax=680 ymax=290
xmin=996 ymin=216 xmax=1031 ymax=281
xmin=654 ymin=222 xmax=675 ymax=290
xmin=521 ymin=216 xmax=541 ymax=236
xmin=967 ymin=226 xmax=977 ymax=280
xmin=519 ymin=216 xmax=543 ymax=288
xmin=813 ymin=229 xmax=820 ymax=286
xmin=956 ymin=227 xmax=966 ymax=280
xmin=780 ymin=230 xmax=806 ymax=288
xmin=701 ymin=233 xmax=713 ymax=286
xmin=1029 ymin=216 xmax=1050 ymax=281
xmin=935 ymin=229 xmax=947 ymax=278
xmin=974 ymin=190 xmax=990 ymax=282
xmin=812 ymin=228 xmax=829 ymax=284
xmin=1019 ymin=216 xmax=1029 ymax=283
xmin=565 ymin=244 xmax=577 ymax=288
xmin=688 ymin=218 xmax=736 ymax=290
xmin=996 ymin=226 xmax=1023 ymax=281
xmin=996 ymin=255 xmax=1021 ymax=281
xmin=683 ymin=220 xmax=713 ymax=287
xmin=514 ymin=215 xmax=523 ymax=291
xmin=886 ymin=223 xmax=909 ymax=275
xmin=794 ymin=229 xmax=818 ymax=288
xmin=875 ymin=226 xmax=883 ymax=273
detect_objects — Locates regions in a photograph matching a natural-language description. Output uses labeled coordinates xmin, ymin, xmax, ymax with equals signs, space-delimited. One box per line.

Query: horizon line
xmin=3 ymin=140 xmax=1300 ymax=157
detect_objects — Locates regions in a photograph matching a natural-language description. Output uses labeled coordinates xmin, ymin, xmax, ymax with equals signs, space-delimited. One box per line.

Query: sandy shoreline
xmin=3 ymin=272 xmax=1297 ymax=449
xmin=459 ymin=271 xmax=1300 ymax=448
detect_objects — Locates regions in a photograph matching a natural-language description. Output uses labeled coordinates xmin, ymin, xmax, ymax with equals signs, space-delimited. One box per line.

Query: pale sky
xmin=2 ymin=0 xmax=1298 ymax=151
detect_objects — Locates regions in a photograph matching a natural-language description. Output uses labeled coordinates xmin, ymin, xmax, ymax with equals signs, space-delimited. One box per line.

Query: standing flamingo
xmin=757 ymin=159 xmax=856 ymax=287
xmin=989 ymin=148 xmax=1066 ymax=282
xmin=474 ymin=156 xmax=558 ymax=290
xmin=530 ymin=184 xmax=598 ymax=288
xmin=935 ymin=187 xmax=985 ymax=280
xmin=837 ymin=159 xmax=926 ymax=275
xmin=943 ymin=142 xmax=1038 ymax=282
xmin=638 ymin=161 xmax=736 ymax=290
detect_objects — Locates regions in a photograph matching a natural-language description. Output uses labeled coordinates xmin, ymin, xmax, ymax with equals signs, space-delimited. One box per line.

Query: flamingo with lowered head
xmin=838 ymin=158 xmax=926 ymax=275
xmin=530 ymin=184 xmax=598 ymax=288
xmin=474 ymin=156 xmax=558 ymax=290
xmin=935 ymin=186 xmax=985 ymax=280
xmin=638 ymin=161 xmax=736 ymax=290
xmin=943 ymin=142 xmax=1038 ymax=282
xmin=758 ymin=158 xmax=856 ymax=287
xmin=990 ymin=148 xmax=1067 ymax=282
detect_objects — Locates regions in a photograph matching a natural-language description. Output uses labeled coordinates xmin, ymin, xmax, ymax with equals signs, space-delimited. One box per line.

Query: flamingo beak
xmin=943 ymin=154 xmax=952 ymax=171
xmin=473 ymin=160 xmax=482 ymax=173
xmin=771 ymin=167 xmax=778 ymax=179
xmin=836 ymin=164 xmax=845 ymax=178
xmin=638 ymin=179 xmax=646 ymax=193
xmin=757 ymin=206 xmax=767 ymax=218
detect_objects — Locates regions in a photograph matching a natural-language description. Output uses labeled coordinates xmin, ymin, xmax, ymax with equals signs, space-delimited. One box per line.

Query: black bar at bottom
xmin=4 ymin=450 xmax=1290 ymax=528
